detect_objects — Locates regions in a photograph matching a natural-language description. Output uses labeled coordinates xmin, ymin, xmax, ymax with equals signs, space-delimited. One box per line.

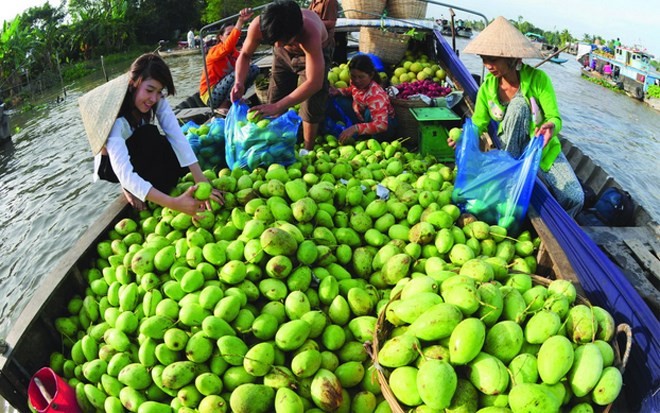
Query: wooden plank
xmin=601 ymin=242 xmax=660 ymax=314
xmin=175 ymin=107 xmax=212 ymax=119
xmin=624 ymin=238 xmax=660 ymax=284
xmin=528 ymin=206 xmax=586 ymax=296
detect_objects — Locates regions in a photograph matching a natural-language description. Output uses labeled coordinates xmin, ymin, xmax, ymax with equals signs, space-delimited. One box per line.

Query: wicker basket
xmin=342 ymin=0 xmax=386 ymax=19
xmin=255 ymin=87 xmax=269 ymax=104
xmin=359 ymin=27 xmax=410 ymax=66
xmin=369 ymin=275 xmax=632 ymax=413
xmin=390 ymin=96 xmax=429 ymax=142
xmin=386 ymin=0 xmax=428 ymax=19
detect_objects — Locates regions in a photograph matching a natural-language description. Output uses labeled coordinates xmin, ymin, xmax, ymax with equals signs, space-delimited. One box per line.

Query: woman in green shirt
xmin=458 ymin=16 xmax=584 ymax=217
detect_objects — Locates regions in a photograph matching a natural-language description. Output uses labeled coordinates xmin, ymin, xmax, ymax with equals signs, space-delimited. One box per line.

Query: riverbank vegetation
xmin=0 ymin=0 xmax=270 ymax=109
xmin=2 ymin=2 xmax=657 ymax=110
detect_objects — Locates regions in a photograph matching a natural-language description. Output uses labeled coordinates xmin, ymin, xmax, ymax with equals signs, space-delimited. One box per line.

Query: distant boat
xmin=578 ymin=43 xmax=660 ymax=101
xmin=525 ymin=32 xmax=565 ymax=64
xmin=0 ymin=102 xmax=11 ymax=145
xmin=437 ymin=18 xmax=473 ymax=38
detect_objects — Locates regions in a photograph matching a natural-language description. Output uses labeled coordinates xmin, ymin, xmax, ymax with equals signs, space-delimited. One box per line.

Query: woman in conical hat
xmin=79 ymin=53 xmax=223 ymax=215
xmin=457 ymin=16 xmax=583 ymax=217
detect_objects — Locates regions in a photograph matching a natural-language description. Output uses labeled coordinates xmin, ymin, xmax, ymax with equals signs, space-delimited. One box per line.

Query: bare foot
xmin=122 ymin=188 xmax=146 ymax=211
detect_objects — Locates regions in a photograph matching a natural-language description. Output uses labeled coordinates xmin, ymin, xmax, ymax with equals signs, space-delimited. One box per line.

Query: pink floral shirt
xmin=337 ymin=81 xmax=395 ymax=135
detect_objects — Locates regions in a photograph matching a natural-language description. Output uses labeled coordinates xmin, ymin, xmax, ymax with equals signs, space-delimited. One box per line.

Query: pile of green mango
xmin=47 ymin=135 xmax=622 ymax=413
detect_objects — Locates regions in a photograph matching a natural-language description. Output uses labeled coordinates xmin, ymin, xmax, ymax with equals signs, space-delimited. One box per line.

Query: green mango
xmin=139 ymin=315 xmax=175 ymax=340
xmin=217 ymin=335 xmax=248 ymax=366
xmin=508 ymin=383 xmax=561 ymax=413
xmin=389 ymin=366 xmax=422 ymax=407
xmin=566 ymin=304 xmax=598 ymax=344
xmin=347 ymin=316 xmax=377 ymax=343
xmin=275 ymin=387 xmax=305 ymax=413
xmin=378 ymin=334 xmax=420 ymax=368
xmin=119 ymin=386 xmax=147 ymax=412
xmin=118 ymin=363 xmax=151 ymax=390
xmin=591 ymin=366 xmax=623 ymax=406
xmin=275 ymin=319 xmax=311 ymax=351
xmin=185 ymin=331 xmax=213 ymax=363
xmin=198 ymin=395 xmax=229 ymax=413
xmin=83 ymin=383 xmax=107 ymax=410
xmin=292 ymin=349 xmax=322 ymax=378
xmin=335 ymin=361 xmax=365 ymax=388
xmin=137 ymin=401 xmax=172 ymax=413
xmin=244 ymin=342 xmax=275 ymax=377
xmin=445 ymin=378 xmax=478 ymax=413
xmin=508 ymin=353 xmax=539 ymax=385
xmin=417 ymin=359 xmax=457 ymax=410
xmin=537 ymin=335 xmax=574 ymax=385
xmin=161 ymin=361 xmax=197 ymax=390
xmin=230 ymin=384 xmax=275 ymax=413
xmin=525 ymin=310 xmax=561 ymax=344
xmin=467 ymin=352 xmax=509 ymax=396
xmin=392 ymin=293 xmax=443 ymax=324
xmin=449 ymin=317 xmax=486 ymax=365
xmin=408 ymin=302 xmax=463 ymax=341
xmin=484 ymin=320 xmax=524 ymax=364
xmin=310 ymin=369 xmax=343 ymax=411
xmin=569 ymin=343 xmax=604 ymax=397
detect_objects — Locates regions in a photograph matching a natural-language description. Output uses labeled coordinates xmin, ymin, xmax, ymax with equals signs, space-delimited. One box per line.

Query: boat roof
xmin=525 ymin=32 xmax=546 ymax=42
xmin=615 ymin=45 xmax=655 ymax=58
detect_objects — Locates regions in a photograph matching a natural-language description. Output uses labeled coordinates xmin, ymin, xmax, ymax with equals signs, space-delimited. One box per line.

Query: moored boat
xmin=0 ymin=102 xmax=11 ymax=145
xmin=1 ymin=13 xmax=658 ymax=413
xmin=578 ymin=43 xmax=660 ymax=101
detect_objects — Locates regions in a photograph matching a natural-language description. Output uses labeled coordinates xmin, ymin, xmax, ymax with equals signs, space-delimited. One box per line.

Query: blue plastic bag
xmin=224 ymin=101 xmax=302 ymax=171
xmin=452 ymin=118 xmax=543 ymax=233
xmin=182 ymin=117 xmax=227 ymax=171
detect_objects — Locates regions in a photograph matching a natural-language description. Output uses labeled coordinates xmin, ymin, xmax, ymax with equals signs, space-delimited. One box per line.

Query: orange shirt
xmin=199 ymin=28 xmax=241 ymax=96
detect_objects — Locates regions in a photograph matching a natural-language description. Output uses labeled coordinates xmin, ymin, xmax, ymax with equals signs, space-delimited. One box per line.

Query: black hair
xmin=349 ymin=54 xmax=380 ymax=84
xmin=260 ymin=0 xmax=303 ymax=45
xmin=120 ymin=53 xmax=175 ymax=126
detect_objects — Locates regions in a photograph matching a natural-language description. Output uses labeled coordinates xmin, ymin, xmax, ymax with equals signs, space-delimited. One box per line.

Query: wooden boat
xmin=1 ymin=15 xmax=658 ymax=413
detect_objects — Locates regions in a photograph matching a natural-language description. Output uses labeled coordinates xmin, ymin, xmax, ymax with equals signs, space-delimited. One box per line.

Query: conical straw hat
xmin=464 ymin=16 xmax=544 ymax=59
xmin=78 ymin=73 xmax=130 ymax=155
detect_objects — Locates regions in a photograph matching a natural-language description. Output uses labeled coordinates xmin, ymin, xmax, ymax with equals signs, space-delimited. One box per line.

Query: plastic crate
xmin=409 ymin=107 xmax=461 ymax=162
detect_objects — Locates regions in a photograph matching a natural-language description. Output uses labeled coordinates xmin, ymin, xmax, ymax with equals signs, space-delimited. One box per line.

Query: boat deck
xmin=562 ymin=139 xmax=660 ymax=314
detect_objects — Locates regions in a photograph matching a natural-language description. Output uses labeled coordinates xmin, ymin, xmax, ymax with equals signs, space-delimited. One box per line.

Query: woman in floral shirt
xmin=329 ymin=54 xmax=396 ymax=143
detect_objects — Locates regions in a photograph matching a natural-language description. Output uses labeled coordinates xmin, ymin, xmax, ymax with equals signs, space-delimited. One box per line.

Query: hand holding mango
xmin=448 ymin=127 xmax=462 ymax=148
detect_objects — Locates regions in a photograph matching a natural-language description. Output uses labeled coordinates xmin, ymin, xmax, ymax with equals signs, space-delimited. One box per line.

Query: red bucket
xmin=28 ymin=367 xmax=81 ymax=413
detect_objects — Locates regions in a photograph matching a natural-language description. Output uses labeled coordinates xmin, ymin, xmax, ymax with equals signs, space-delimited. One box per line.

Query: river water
xmin=0 ymin=38 xmax=658 ymax=411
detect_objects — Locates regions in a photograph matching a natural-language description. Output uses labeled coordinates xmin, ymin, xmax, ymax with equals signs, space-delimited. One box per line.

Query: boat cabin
xmin=613 ymin=45 xmax=654 ymax=72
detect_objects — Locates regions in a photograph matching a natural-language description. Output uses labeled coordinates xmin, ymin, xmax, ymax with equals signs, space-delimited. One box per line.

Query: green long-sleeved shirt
xmin=472 ymin=64 xmax=562 ymax=172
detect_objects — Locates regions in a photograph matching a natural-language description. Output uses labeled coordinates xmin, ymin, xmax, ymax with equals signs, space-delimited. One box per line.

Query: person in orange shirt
xmin=199 ymin=8 xmax=260 ymax=114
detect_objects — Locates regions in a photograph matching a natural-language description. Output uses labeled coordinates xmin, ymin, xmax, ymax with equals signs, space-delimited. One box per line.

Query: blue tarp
xmin=531 ymin=180 xmax=660 ymax=412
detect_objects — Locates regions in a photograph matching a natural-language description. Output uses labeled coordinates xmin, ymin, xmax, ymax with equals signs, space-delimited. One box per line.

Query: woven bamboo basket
xmin=255 ymin=87 xmax=269 ymax=104
xmin=389 ymin=96 xmax=429 ymax=141
xmin=342 ymin=0 xmax=386 ymax=19
xmin=386 ymin=0 xmax=428 ymax=19
xmin=359 ymin=27 xmax=410 ymax=66
xmin=369 ymin=274 xmax=632 ymax=413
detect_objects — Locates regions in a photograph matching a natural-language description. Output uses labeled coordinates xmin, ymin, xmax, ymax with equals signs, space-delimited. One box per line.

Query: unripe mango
xmin=569 ymin=343 xmax=603 ymax=397
xmin=449 ymin=317 xmax=486 ymax=365
xmin=230 ymin=383 xmax=275 ymax=413
xmin=378 ymin=334 xmax=420 ymax=368
xmin=591 ymin=366 xmax=623 ymax=406
xmin=509 ymin=383 xmax=561 ymax=413
xmin=537 ymin=335 xmax=574 ymax=385
xmin=310 ymin=369 xmax=343 ymax=411
xmin=417 ymin=359 xmax=457 ymax=410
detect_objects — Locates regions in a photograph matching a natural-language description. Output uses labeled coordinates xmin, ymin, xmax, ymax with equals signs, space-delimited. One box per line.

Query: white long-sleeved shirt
xmin=93 ymin=98 xmax=197 ymax=201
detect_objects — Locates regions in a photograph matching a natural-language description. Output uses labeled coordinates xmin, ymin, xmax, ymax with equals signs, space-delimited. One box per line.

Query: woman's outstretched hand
xmin=535 ymin=122 xmax=555 ymax=147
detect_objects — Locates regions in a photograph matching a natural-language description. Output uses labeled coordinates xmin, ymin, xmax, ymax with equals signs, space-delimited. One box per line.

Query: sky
xmin=1 ymin=0 xmax=659 ymax=56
